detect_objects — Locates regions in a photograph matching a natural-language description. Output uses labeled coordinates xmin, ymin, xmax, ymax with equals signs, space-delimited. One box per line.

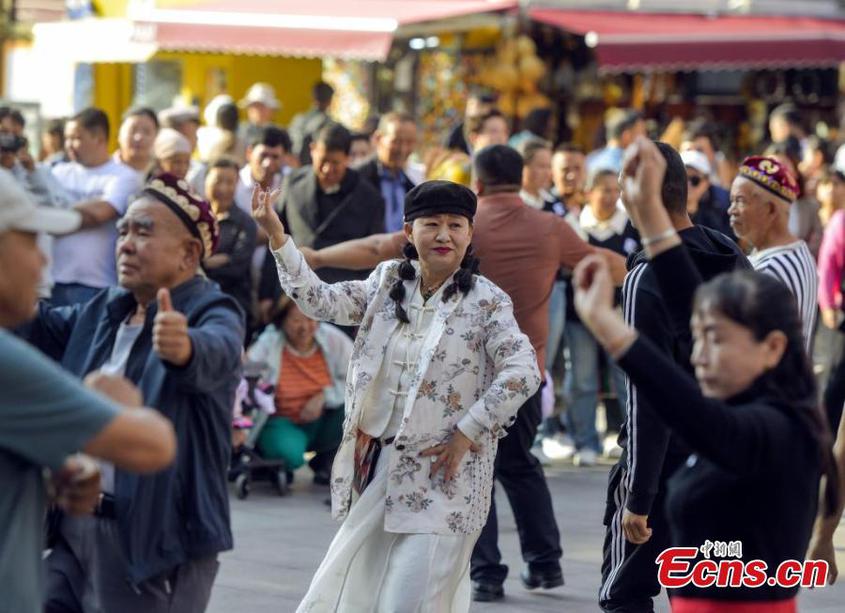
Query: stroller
xmin=229 ymin=361 xmax=290 ymax=499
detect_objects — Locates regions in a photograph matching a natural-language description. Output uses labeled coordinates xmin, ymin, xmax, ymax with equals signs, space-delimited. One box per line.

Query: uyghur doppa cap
xmin=143 ymin=173 xmax=219 ymax=258
xmin=737 ymin=156 xmax=799 ymax=203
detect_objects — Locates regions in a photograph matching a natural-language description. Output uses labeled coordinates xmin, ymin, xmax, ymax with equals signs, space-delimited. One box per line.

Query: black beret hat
xmin=403 ymin=180 xmax=477 ymax=223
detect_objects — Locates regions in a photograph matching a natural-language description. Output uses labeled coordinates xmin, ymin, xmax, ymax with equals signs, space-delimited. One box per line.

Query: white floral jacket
xmin=272 ymin=239 xmax=541 ymax=535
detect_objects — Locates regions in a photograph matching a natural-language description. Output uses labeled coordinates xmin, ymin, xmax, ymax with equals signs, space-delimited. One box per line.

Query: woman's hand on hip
xmin=420 ymin=429 xmax=480 ymax=482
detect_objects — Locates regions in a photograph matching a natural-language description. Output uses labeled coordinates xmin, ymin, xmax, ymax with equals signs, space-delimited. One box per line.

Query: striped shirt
xmin=749 ymin=240 xmax=818 ymax=351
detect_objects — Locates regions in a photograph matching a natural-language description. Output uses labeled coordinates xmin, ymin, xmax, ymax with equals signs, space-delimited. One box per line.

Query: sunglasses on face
xmin=687 ymin=175 xmax=704 ymax=187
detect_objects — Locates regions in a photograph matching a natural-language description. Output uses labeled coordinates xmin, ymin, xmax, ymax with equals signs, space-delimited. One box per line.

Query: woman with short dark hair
xmin=574 ymin=138 xmax=839 ymax=611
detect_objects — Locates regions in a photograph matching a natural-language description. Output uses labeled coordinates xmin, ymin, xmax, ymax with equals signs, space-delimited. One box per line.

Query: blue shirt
xmin=586 ymin=146 xmax=624 ymax=174
xmin=380 ymin=165 xmax=410 ymax=233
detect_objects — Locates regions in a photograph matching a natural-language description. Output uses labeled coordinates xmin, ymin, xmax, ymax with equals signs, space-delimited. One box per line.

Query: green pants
xmin=257 ymin=409 xmax=344 ymax=470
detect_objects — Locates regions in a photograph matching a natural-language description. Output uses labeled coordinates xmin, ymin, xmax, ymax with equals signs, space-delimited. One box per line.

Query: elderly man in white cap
xmin=239 ymin=82 xmax=280 ymax=144
xmin=159 ymin=104 xmax=205 ymax=191
xmin=680 ymin=148 xmax=734 ymax=239
xmin=153 ymin=128 xmax=193 ymax=180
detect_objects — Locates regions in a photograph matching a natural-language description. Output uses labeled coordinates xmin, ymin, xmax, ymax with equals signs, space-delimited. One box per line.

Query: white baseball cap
xmin=239 ymin=83 xmax=281 ymax=110
xmin=0 ymin=169 xmax=80 ymax=235
xmin=680 ymin=150 xmax=712 ymax=177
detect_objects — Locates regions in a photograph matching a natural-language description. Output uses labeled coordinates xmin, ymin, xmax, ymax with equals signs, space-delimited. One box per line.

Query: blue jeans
xmin=541 ymin=280 xmax=567 ymax=438
xmin=563 ymin=321 xmax=629 ymax=452
xmin=545 ymin=280 xmax=567 ymax=372
xmin=50 ymin=282 xmax=102 ymax=307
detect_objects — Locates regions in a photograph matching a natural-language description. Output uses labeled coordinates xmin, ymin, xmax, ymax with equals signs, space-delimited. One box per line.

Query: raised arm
xmin=573 ymin=254 xmax=794 ymax=475
xmin=251 ymin=185 xmax=376 ymax=325
xmin=621 ymin=137 xmax=703 ymax=330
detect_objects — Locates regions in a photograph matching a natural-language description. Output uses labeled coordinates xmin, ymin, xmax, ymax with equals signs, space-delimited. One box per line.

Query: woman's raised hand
xmin=620 ymin=136 xmax=668 ymax=229
xmin=573 ymin=254 xmax=615 ymax=326
xmin=574 ymin=254 xmax=637 ymax=358
xmin=251 ymin=186 xmax=286 ymax=250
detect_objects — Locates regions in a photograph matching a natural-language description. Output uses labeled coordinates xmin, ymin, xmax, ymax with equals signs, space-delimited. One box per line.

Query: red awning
xmin=131 ymin=0 xmax=518 ymax=61
xmin=530 ymin=9 xmax=845 ymax=73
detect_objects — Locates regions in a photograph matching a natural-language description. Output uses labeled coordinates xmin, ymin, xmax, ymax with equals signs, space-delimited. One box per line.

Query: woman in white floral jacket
xmin=252 ymin=180 xmax=540 ymax=612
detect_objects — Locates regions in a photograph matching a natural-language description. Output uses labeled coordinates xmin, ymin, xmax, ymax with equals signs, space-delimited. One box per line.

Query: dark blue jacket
xmin=25 ymin=276 xmax=243 ymax=584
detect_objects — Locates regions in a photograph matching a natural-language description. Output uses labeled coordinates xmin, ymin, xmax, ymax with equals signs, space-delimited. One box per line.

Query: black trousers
xmin=823 ymin=327 xmax=845 ymax=433
xmin=599 ymin=459 xmax=671 ymax=613
xmin=45 ymin=516 xmax=219 ymax=613
xmin=470 ymin=390 xmax=563 ymax=584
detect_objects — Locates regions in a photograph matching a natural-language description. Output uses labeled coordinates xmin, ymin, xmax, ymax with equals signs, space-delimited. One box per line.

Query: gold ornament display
xmin=475 ymin=34 xmax=550 ymax=118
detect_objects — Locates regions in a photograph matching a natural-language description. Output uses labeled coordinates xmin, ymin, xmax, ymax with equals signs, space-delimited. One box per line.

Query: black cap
xmin=404 ymin=180 xmax=477 ymax=223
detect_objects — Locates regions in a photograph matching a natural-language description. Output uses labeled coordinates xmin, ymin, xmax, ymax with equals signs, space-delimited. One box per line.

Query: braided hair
xmin=389 ymin=241 xmax=480 ymax=324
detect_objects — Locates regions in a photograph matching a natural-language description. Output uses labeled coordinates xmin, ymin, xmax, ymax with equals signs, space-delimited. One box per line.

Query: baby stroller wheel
xmin=274 ymin=469 xmax=290 ymax=496
xmin=235 ymin=473 xmax=250 ymax=500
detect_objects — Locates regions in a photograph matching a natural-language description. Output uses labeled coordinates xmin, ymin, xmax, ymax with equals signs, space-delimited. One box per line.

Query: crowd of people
xmin=2 ymin=73 xmax=845 ymax=613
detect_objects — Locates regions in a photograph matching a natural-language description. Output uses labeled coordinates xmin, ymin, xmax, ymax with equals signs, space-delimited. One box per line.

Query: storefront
xmin=19 ymin=0 xmax=518 ymax=149
xmin=526 ymin=8 xmax=845 ymax=156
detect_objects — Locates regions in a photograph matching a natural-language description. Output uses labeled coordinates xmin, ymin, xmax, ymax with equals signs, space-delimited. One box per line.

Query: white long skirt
xmin=297 ymin=446 xmax=479 ymax=613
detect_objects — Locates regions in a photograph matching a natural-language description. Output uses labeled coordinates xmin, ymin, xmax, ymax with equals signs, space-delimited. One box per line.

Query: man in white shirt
xmin=729 ymin=155 xmax=817 ymax=348
xmin=234 ymin=125 xmax=290 ymax=213
xmin=51 ymin=108 xmax=142 ymax=306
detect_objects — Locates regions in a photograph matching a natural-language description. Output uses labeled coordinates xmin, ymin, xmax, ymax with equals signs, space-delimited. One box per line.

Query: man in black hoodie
xmin=599 ymin=142 xmax=751 ymax=612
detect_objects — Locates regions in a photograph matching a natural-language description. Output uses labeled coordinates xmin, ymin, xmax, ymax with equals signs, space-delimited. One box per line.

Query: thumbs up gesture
xmin=153 ymin=288 xmax=192 ymax=366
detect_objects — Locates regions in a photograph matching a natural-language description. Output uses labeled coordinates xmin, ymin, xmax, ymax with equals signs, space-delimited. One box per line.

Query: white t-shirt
xmin=51 ymin=160 xmax=142 ymax=288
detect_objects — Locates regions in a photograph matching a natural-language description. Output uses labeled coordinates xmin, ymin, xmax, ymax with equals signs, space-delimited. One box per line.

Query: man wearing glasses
xmin=681 ymin=150 xmax=735 ymax=240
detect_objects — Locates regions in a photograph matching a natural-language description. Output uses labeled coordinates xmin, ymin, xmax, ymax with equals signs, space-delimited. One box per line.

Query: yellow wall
xmin=93 ymin=63 xmax=135 ymax=151
xmin=92 ymin=53 xmax=322 ymax=150
xmin=154 ymin=52 xmax=322 ymax=126
xmin=93 ymin=0 xmax=129 ymax=18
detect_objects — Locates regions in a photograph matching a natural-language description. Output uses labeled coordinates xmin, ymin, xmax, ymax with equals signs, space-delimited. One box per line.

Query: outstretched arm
xmin=308 ymin=231 xmax=406 ymax=271
xmin=573 ymin=252 xmax=794 ymax=476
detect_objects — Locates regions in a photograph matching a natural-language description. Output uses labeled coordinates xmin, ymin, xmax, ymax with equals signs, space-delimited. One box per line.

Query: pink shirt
xmin=817 ymin=210 xmax=845 ymax=310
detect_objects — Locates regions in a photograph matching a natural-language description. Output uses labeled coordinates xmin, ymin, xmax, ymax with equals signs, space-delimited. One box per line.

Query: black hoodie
xmin=618 ymin=225 xmax=751 ymax=516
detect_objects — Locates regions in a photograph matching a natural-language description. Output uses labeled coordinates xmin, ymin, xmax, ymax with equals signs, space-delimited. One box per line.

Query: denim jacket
xmin=24 ymin=276 xmax=244 ymax=584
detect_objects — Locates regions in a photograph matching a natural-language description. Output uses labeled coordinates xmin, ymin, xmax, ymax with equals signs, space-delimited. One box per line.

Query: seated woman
xmin=574 ymin=137 xmax=839 ymax=611
xmin=247 ymin=296 xmax=352 ymax=484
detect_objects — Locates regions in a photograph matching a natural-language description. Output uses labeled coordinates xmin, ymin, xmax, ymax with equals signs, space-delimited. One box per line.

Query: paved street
xmin=209 ymin=462 xmax=845 ymax=612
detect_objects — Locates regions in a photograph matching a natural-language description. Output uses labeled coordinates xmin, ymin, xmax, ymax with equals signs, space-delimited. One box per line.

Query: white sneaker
xmin=542 ymin=435 xmax=575 ymax=461
xmin=530 ymin=443 xmax=553 ymax=466
xmin=573 ymin=448 xmax=598 ymax=467
xmin=603 ymin=434 xmax=623 ymax=459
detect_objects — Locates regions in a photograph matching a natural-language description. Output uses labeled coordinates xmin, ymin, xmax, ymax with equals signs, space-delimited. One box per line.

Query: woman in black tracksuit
xmin=574 ymin=138 xmax=839 ymax=612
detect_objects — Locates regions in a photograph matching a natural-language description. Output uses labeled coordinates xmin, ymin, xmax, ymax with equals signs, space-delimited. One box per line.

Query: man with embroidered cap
xmin=22 ymin=173 xmax=244 ymax=613
xmin=728 ymin=155 xmax=817 ymax=348
xmin=0 ymin=165 xmax=178 ymax=613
